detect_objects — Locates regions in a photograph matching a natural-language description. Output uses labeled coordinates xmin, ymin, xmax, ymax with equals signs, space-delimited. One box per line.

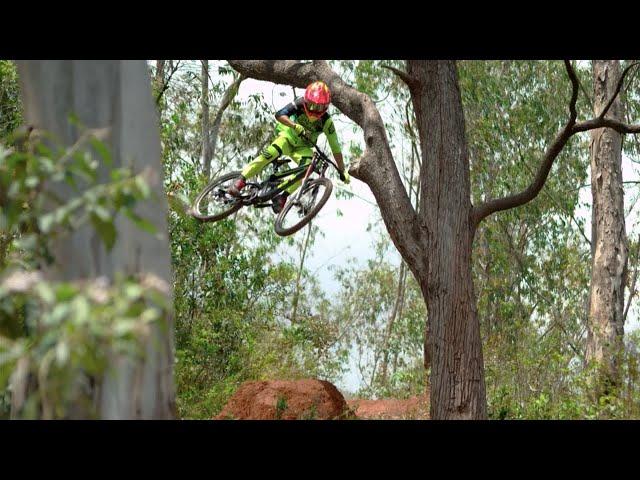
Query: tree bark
xmin=16 ymin=60 xmax=175 ymax=419
xmin=408 ymin=61 xmax=486 ymax=419
xmin=209 ymin=74 xmax=244 ymax=174
xmin=200 ymin=60 xmax=212 ymax=179
xmin=154 ymin=60 xmax=165 ymax=98
xmin=586 ymin=60 xmax=628 ymax=390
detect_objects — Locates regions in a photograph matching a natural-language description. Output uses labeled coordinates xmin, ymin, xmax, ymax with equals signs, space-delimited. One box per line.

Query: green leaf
xmin=34 ymin=282 xmax=55 ymax=305
xmin=24 ymin=176 xmax=39 ymax=189
xmin=90 ymin=137 xmax=112 ymax=166
xmin=134 ymin=175 xmax=151 ymax=199
xmin=124 ymin=283 xmax=143 ymax=300
xmin=92 ymin=205 xmax=112 ymax=223
xmin=90 ymin=212 xmax=117 ymax=251
xmin=38 ymin=212 xmax=56 ymax=233
xmin=67 ymin=112 xmax=81 ymax=127
xmin=55 ymin=283 xmax=78 ymax=302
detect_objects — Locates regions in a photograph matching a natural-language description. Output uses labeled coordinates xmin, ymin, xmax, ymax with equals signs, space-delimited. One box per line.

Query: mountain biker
xmin=228 ymin=80 xmax=350 ymax=213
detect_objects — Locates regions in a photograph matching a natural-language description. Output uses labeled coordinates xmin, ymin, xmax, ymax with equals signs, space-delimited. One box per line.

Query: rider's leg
xmin=271 ymin=149 xmax=313 ymax=214
xmin=229 ymin=135 xmax=292 ymax=196
xmin=279 ymin=148 xmax=314 ymax=195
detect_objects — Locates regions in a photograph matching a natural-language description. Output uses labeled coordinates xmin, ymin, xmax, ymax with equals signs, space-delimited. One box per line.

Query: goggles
xmin=307 ymin=101 xmax=328 ymax=113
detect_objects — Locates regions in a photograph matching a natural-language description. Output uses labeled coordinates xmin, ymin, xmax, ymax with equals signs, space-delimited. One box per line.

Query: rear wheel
xmin=190 ymin=171 xmax=244 ymax=222
xmin=274 ymin=178 xmax=333 ymax=236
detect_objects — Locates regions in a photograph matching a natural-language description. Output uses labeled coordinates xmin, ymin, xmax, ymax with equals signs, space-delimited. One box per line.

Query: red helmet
xmin=304 ymin=81 xmax=331 ymax=119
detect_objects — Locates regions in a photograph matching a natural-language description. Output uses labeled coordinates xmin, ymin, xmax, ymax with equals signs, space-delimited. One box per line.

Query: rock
xmin=216 ymin=379 xmax=351 ymax=420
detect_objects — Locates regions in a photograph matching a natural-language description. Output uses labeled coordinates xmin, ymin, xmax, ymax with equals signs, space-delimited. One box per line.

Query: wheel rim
xmin=195 ymin=176 xmax=243 ymax=218
xmin=278 ymin=181 xmax=327 ymax=231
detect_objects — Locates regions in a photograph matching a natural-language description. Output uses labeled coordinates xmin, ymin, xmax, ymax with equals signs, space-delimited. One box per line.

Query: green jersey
xmin=274 ymin=97 xmax=342 ymax=154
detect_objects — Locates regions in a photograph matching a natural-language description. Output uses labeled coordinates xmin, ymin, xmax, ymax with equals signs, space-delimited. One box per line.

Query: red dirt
xmin=347 ymin=394 xmax=430 ymax=420
xmin=215 ymin=379 xmax=351 ymax=420
xmin=216 ymin=378 xmax=430 ymax=420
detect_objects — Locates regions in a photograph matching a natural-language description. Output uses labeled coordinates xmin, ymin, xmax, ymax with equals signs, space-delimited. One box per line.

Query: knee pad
xmin=260 ymin=143 xmax=283 ymax=161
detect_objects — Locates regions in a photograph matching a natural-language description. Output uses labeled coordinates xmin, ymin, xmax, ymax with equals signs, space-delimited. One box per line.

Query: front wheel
xmin=190 ymin=171 xmax=244 ymax=222
xmin=274 ymin=178 xmax=333 ymax=236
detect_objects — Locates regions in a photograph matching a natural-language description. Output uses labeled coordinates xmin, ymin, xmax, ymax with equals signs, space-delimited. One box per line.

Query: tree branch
xmin=471 ymin=60 xmax=640 ymax=228
xmin=382 ymin=64 xmax=420 ymax=92
xmin=155 ymin=60 xmax=181 ymax=105
xmin=209 ymin=73 xmax=245 ymax=163
xmin=572 ymin=117 xmax=640 ymax=134
xmin=597 ymin=61 xmax=640 ymax=120
xmin=227 ymin=59 xmax=426 ymax=271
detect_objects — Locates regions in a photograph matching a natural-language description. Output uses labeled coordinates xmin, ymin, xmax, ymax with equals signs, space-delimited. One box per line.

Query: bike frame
xmin=243 ymin=138 xmax=340 ymax=207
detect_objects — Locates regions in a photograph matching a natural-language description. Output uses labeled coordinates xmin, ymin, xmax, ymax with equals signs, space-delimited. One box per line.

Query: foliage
xmin=0 ymin=60 xmax=22 ymax=139
xmin=0 ymin=125 xmax=169 ymax=419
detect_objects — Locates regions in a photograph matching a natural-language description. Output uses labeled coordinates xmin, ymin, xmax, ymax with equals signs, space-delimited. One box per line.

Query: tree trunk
xmin=408 ymin=60 xmax=486 ymax=419
xmin=16 ymin=60 xmax=175 ymax=419
xmin=200 ymin=60 xmax=212 ymax=179
xmin=379 ymin=260 xmax=406 ymax=386
xmin=154 ymin=60 xmax=165 ymax=98
xmin=586 ymin=60 xmax=628 ymax=391
xmin=291 ymin=224 xmax=313 ymax=324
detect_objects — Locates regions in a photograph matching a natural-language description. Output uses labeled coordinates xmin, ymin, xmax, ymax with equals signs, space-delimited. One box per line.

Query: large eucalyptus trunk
xmin=586 ymin=60 xmax=628 ymax=390
xmin=16 ymin=60 xmax=175 ymax=419
xmin=408 ymin=61 xmax=486 ymax=419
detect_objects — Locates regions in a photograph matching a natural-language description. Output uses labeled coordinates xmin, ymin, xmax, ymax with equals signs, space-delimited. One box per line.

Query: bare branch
xmin=382 ymin=64 xmax=420 ymax=91
xmin=572 ymin=117 xmax=640 ymax=134
xmin=155 ymin=60 xmax=181 ymax=105
xmin=565 ymin=60 xmax=580 ymax=123
xmin=597 ymin=61 xmax=640 ymax=120
xmin=472 ymin=60 xmax=640 ymax=228
xmin=209 ymin=74 xmax=245 ymax=164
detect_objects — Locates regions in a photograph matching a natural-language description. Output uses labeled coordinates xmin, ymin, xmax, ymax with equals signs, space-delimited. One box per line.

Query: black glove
xmin=339 ymin=170 xmax=351 ymax=184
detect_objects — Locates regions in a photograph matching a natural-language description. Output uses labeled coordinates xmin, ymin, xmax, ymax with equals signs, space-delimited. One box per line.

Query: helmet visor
xmin=307 ymin=101 xmax=327 ymax=113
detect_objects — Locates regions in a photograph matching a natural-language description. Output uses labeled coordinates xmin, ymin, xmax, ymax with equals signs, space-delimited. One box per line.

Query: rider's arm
xmin=275 ymin=114 xmax=299 ymax=130
xmin=323 ymin=117 xmax=346 ymax=172
xmin=333 ymin=152 xmax=345 ymax=173
xmin=275 ymin=98 xmax=304 ymax=129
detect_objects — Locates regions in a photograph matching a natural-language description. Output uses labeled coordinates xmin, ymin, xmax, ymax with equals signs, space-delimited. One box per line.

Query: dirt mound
xmin=215 ymin=379 xmax=351 ymax=420
xmin=347 ymin=394 xmax=430 ymax=420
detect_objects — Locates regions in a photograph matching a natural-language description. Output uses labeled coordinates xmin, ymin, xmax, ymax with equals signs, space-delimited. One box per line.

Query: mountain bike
xmin=189 ymin=136 xmax=344 ymax=236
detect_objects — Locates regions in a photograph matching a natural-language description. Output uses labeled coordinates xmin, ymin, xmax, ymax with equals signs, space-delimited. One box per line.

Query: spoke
xmin=280 ymin=182 xmax=326 ymax=229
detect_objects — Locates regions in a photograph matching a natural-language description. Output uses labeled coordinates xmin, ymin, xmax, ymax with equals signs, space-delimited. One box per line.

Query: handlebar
xmin=300 ymin=132 xmax=342 ymax=174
